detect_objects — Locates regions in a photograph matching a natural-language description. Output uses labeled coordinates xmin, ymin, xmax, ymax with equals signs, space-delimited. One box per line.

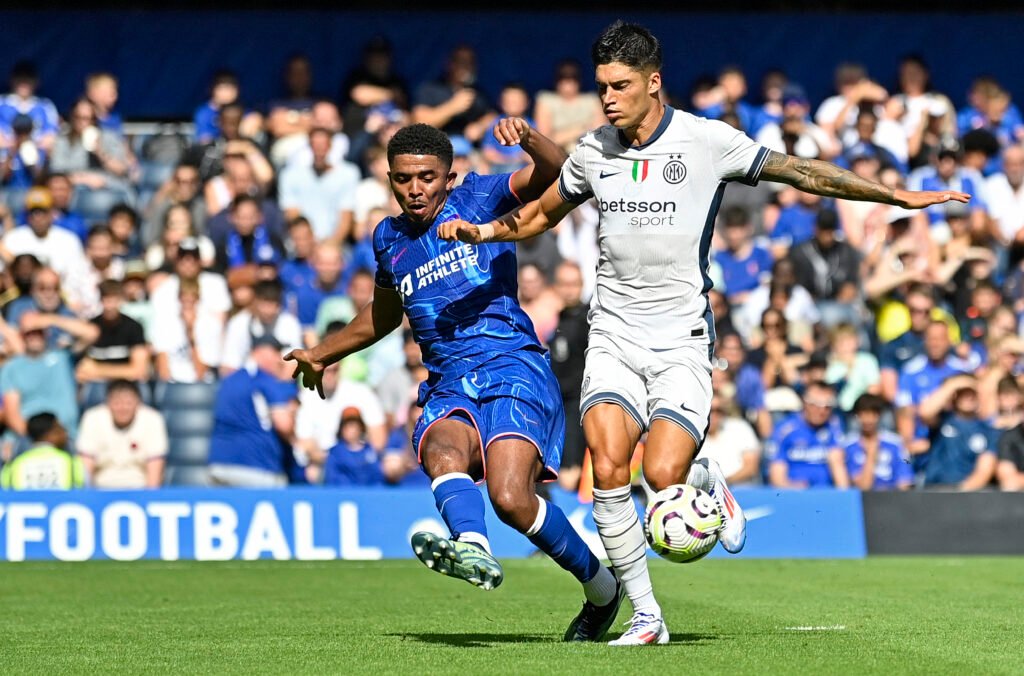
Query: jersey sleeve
xmin=460 ymin=171 xmax=522 ymax=219
xmin=705 ymin=118 xmax=770 ymax=186
xmin=556 ymin=142 xmax=593 ymax=204
xmin=262 ymin=376 xmax=297 ymax=409
xmin=371 ymin=220 xmax=396 ymax=289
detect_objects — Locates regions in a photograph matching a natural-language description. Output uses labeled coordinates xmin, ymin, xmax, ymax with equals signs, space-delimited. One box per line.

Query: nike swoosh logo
xmin=599 ymin=170 xmax=621 ymax=179
xmin=679 ymin=402 xmax=699 ymax=416
xmin=390 ymin=248 xmax=408 ymax=265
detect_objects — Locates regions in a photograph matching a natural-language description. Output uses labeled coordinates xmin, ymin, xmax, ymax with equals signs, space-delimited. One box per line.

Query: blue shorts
xmin=412 ymin=349 xmax=564 ymax=482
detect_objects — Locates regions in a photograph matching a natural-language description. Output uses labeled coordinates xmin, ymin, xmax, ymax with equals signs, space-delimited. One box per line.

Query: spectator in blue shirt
xmin=280 ymin=217 xmax=317 ymax=303
xmin=207 ymin=334 xmax=298 ymax=487
xmin=918 ymin=375 xmax=999 ymax=490
xmin=716 ymin=206 xmax=772 ymax=305
xmin=45 ymin=173 xmax=88 ymax=242
xmin=0 ymin=61 xmax=59 ymax=151
xmin=770 ymin=190 xmax=822 ymax=259
xmin=483 ymin=83 xmax=535 ymax=173
xmin=878 ymin=283 xmax=937 ymax=401
xmin=835 ymin=108 xmax=905 ymax=174
xmin=906 ymin=148 xmax=987 ymax=229
xmin=194 ymin=71 xmax=243 ymax=145
xmin=1 ymin=114 xmax=45 ymax=189
xmin=698 ymin=67 xmax=763 ymax=136
xmin=844 ymin=393 xmax=913 ymax=491
xmin=896 ymin=319 xmax=973 ymax=468
xmin=714 ymin=332 xmax=771 ymax=439
xmin=767 ymin=380 xmax=850 ymax=489
xmin=323 ymin=407 xmax=384 ymax=487
xmin=84 ymin=73 xmax=124 ymax=136
xmin=381 ymin=403 xmax=431 ymax=487
xmin=290 ymin=242 xmax=346 ymax=347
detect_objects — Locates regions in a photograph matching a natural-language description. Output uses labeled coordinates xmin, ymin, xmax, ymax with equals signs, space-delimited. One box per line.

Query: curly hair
xmin=386 ymin=123 xmax=453 ymax=167
xmin=591 ymin=21 xmax=662 ymax=72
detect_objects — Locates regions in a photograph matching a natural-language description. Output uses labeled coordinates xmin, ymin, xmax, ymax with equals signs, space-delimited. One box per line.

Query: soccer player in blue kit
xmin=285 ymin=121 xmax=622 ymax=642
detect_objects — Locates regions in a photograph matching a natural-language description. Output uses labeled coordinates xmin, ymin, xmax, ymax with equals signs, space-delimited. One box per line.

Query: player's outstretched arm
xmin=759 ymin=150 xmax=970 ymax=209
xmin=494 ymin=117 xmax=568 ymax=203
xmin=438 ymin=180 xmax=577 ymax=245
xmin=283 ymin=287 xmax=404 ymax=399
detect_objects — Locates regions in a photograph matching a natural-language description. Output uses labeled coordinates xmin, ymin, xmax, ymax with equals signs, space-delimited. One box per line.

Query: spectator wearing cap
xmin=697 ymin=391 xmax=761 ymax=486
xmin=278 ymin=127 xmax=360 ymax=244
xmin=322 ymin=406 xmax=385 ymax=487
xmin=220 ymin=279 xmax=301 ymax=375
xmin=767 ymin=380 xmax=849 ymax=489
xmin=1 ymin=187 xmax=87 ymax=285
xmin=75 ymin=279 xmax=149 ymax=386
xmin=149 ymin=236 xmax=231 ymax=323
xmin=755 ymin=84 xmax=837 ymax=161
xmin=918 ymin=375 xmax=998 ymax=489
xmin=294 ymin=359 xmax=388 ymax=476
xmin=0 ymin=61 xmax=59 ymax=151
xmin=1 ymin=113 xmax=45 ymax=189
xmin=207 ymin=334 xmax=298 ymax=487
xmin=985 ymin=144 xmax=1024 ymax=249
xmin=77 ymin=379 xmax=168 ymax=488
xmin=0 ymin=413 xmax=82 ymax=490
xmin=534 ymin=59 xmax=604 ymax=154
xmin=142 ymin=163 xmax=209 ymax=251
xmin=788 ymin=209 xmax=861 ymax=328
xmin=825 ymin=324 xmax=881 ymax=412
xmin=45 ymin=173 xmax=88 ymax=242
xmin=715 ymin=206 xmax=773 ymax=305
xmin=843 ymin=393 xmax=913 ymax=491
xmin=214 ymin=195 xmax=285 ymax=273
xmin=152 ymin=277 xmax=224 ymax=383
xmin=896 ymin=320 xmax=974 ymax=469
xmin=1 ymin=312 xmax=82 ymax=455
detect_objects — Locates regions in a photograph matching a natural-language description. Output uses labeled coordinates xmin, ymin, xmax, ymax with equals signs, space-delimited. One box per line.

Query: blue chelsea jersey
xmin=372 ymin=172 xmax=543 ymax=381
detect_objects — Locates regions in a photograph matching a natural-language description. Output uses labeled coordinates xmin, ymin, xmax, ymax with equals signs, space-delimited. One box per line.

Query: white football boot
xmin=695 ymin=457 xmax=747 ymax=554
xmin=608 ymin=612 xmax=670 ymax=646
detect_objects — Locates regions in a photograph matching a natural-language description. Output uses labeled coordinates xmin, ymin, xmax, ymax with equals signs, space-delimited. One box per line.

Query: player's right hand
xmin=283 ymin=349 xmax=326 ymax=399
xmin=492 ymin=117 xmax=531 ymax=147
xmin=437 ymin=219 xmax=483 ymax=244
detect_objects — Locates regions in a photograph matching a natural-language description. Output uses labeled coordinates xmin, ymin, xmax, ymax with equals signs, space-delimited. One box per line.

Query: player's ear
xmin=446 ymin=170 xmax=458 ymax=190
xmin=647 ymin=70 xmax=662 ymax=96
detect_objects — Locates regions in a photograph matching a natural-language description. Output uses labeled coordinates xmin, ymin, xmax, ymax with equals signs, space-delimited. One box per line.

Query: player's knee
xmin=420 ymin=443 xmax=472 ymax=478
xmin=487 ymin=482 xmax=535 ymax=532
xmin=591 ymin=451 xmax=630 ymax=489
xmin=643 ymin=457 xmax=688 ymax=492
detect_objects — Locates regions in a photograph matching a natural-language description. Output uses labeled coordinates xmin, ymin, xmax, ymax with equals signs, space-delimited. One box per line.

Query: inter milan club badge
xmin=663 ymin=154 xmax=687 ymax=184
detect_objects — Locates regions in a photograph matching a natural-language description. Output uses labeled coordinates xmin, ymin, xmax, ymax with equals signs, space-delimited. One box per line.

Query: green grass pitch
xmin=1 ymin=557 xmax=1021 ymax=674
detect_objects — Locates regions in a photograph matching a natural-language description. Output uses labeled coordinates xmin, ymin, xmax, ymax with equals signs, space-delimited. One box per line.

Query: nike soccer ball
xmin=644 ymin=484 xmax=722 ymax=563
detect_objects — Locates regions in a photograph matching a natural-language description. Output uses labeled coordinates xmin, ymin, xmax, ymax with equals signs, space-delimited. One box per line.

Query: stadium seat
xmin=155 ymin=381 xmax=219 ymax=410
xmin=139 ymin=162 xmax=175 ymax=191
xmin=1 ymin=187 xmax=29 ymax=213
xmin=163 ymin=409 xmax=216 ymax=438
xmin=71 ymin=187 xmax=135 ymax=223
xmin=164 ymin=465 xmax=210 ymax=487
xmin=167 ymin=435 xmax=211 ymax=466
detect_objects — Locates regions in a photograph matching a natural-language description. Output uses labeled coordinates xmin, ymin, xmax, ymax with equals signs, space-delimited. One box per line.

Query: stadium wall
xmin=0 ymin=11 xmax=1022 ymax=119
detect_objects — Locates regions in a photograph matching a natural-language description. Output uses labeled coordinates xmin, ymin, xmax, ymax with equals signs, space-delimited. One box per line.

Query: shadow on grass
xmin=387 ymin=632 xmax=719 ymax=648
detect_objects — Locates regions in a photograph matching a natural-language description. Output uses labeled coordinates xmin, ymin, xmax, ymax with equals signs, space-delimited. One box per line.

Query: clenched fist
xmin=492 ymin=117 xmax=531 ymax=147
xmin=438 ymin=219 xmax=484 ymax=244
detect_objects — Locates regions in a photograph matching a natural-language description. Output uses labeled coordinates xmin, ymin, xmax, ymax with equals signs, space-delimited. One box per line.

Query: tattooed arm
xmin=759 ymin=151 xmax=970 ymax=209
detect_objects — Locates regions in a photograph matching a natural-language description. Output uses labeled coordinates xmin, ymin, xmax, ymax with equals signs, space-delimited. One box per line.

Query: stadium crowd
xmin=1 ymin=41 xmax=1024 ymax=494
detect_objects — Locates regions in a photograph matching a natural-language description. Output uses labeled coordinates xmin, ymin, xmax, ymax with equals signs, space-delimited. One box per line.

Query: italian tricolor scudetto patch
xmin=631 ymin=159 xmax=649 ymax=183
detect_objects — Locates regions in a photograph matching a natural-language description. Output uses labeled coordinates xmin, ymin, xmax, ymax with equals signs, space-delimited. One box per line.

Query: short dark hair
xmin=387 ymin=123 xmax=453 ymax=168
xmin=253 ymin=279 xmax=283 ymax=303
xmin=107 ymin=379 xmax=140 ymax=399
xmin=27 ymin=412 xmax=59 ymax=442
xmin=287 ymin=215 xmax=312 ymax=231
xmin=98 ymin=278 xmax=123 ymax=299
xmin=211 ymin=69 xmax=239 ymax=89
xmin=87 ymin=224 xmax=113 ymax=243
xmin=722 ymin=206 xmax=750 ymax=227
xmin=230 ymin=194 xmax=261 ymax=213
xmin=591 ymin=21 xmax=662 ymax=72
xmin=852 ymin=392 xmax=886 ymax=414
xmin=108 ymin=203 xmax=139 ymax=228
xmin=906 ymin=283 xmax=935 ymax=303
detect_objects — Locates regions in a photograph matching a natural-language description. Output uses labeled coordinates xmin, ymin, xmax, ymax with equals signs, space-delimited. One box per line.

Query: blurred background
xmin=0 ymin=7 xmax=1023 ymax=560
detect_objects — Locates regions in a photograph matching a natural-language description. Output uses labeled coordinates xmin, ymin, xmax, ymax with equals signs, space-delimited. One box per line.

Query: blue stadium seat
xmin=155 ymin=381 xmax=219 ymax=410
xmin=167 ymin=435 xmax=210 ymax=466
xmin=139 ymin=162 xmax=175 ymax=191
xmin=164 ymin=465 xmax=210 ymax=487
xmin=163 ymin=408 xmax=215 ymax=438
xmin=1 ymin=187 xmax=29 ymax=213
xmin=71 ymin=187 xmax=134 ymax=224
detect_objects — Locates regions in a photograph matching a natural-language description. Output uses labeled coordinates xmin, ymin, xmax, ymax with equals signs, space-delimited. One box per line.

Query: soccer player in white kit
xmin=440 ymin=21 xmax=968 ymax=645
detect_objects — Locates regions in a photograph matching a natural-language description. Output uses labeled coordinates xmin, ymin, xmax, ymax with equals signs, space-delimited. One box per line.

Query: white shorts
xmin=580 ymin=331 xmax=713 ymax=445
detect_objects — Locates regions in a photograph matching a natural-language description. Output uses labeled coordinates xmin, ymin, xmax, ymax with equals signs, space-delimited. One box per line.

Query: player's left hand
xmin=437 ymin=219 xmax=483 ymax=244
xmin=894 ymin=188 xmax=971 ymax=210
xmin=283 ymin=349 xmax=326 ymax=399
xmin=493 ymin=117 xmax=531 ymax=147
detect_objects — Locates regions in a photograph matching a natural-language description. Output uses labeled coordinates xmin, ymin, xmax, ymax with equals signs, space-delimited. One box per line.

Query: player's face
xmin=595 ymin=62 xmax=661 ymax=130
xmin=389 ymin=154 xmax=457 ymax=224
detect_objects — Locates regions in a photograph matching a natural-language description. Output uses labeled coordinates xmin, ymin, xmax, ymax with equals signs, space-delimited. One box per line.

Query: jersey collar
xmin=617 ymin=105 xmax=674 ymax=151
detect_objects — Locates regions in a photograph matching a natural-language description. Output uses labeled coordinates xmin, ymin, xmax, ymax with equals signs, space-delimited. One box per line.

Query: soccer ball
xmin=644 ymin=484 xmax=723 ymax=563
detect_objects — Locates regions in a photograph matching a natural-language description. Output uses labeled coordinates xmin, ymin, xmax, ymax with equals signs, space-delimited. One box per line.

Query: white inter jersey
xmin=558 ymin=106 xmax=769 ymax=350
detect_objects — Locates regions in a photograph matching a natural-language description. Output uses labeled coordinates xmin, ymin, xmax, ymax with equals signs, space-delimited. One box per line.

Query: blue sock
xmin=527 ymin=498 xmax=602 ymax=584
xmin=432 ymin=473 xmax=490 ymax=552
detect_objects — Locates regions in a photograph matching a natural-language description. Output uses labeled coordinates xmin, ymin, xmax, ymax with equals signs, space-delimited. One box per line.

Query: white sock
xmin=592 ymin=485 xmax=661 ymax=617
xmin=456 ymin=531 xmax=492 ymax=554
xmin=583 ymin=565 xmax=618 ymax=606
